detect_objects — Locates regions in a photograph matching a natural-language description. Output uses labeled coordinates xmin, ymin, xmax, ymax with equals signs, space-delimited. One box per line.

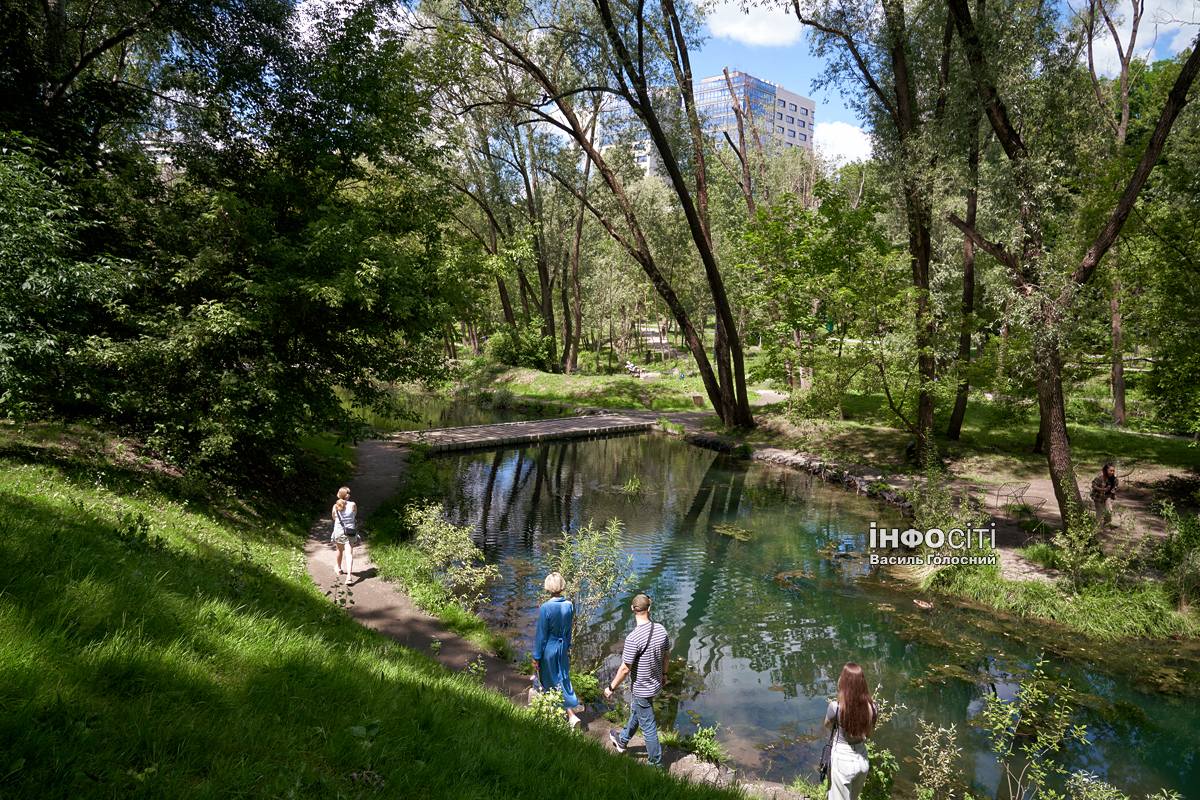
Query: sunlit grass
xmin=0 ymin=426 xmax=737 ymax=799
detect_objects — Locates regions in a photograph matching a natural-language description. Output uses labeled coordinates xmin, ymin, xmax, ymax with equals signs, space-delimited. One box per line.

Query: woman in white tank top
xmin=331 ymin=486 xmax=358 ymax=584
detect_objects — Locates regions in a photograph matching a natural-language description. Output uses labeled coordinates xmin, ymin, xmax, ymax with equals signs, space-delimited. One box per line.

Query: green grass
xmin=787 ymin=774 xmax=825 ymax=798
xmin=752 ymin=390 xmax=1198 ymax=477
xmin=0 ymin=424 xmax=738 ymax=799
xmin=1020 ymin=542 xmax=1064 ymax=570
xmin=923 ymin=565 xmax=1199 ymax=641
xmin=476 ymin=366 xmax=707 ymax=412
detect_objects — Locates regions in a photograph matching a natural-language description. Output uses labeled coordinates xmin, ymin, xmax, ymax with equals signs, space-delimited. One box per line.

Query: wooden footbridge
xmin=388 ymin=414 xmax=654 ymax=453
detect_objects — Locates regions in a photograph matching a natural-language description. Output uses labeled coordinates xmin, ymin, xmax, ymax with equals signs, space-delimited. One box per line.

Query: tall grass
xmin=0 ymin=428 xmax=736 ymax=799
xmin=923 ymin=565 xmax=1198 ymax=641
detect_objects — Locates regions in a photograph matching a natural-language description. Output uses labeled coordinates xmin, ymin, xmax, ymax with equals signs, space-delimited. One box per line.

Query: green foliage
xmin=683 ymin=724 xmax=728 ymax=765
xmin=0 ymin=141 xmax=125 ymax=417
xmin=528 ymin=687 xmax=569 ymax=730
xmin=1157 ymin=504 xmax=1200 ymax=608
xmin=861 ymin=741 xmax=899 ymax=800
xmin=0 ymin=3 xmax=466 ymax=479
xmin=787 ymin=774 xmax=827 ymax=799
xmin=403 ymin=502 xmax=500 ymax=612
xmin=915 ymin=720 xmax=964 ymax=800
xmin=570 ymin=671 xmax=600 ymax=704
xmin=366 ymin=492 xmax=508 ymax=654
xmin=484 ymin=322 xmax=553 ymax=370
xmin=979 ymin=657 xmax=1089 ymax=800
xmin=549 ymin=518 xmax=636 ymax=659
xmin=1052 ymin=507 xmax=1123 ymax=594
xmin=1065 ymin=772 xmax=1182 ymax=800
xmin=620 ymin=474 xmax=643 ymax=496
xmin=738 ymin=181 xmax=906 ymax=417
xmin=924 ymin=563 xmax=1195 ymax=640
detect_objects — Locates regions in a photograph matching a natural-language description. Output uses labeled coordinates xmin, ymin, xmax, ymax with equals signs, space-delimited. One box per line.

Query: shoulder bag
xmin=818 ymin=706 xmax=838 ymax=784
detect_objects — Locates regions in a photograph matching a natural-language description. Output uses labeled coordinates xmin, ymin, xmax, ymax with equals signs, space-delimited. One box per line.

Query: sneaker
xmin=609 ymin=729 xmax=627 ymax=753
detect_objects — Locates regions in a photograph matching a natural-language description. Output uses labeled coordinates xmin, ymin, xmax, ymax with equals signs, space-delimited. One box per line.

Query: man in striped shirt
xmin=603 ymin=593 xmax=671 ymax=766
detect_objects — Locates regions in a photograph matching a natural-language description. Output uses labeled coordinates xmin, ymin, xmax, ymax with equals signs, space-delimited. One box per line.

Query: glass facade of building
xmin=695 ymin=70 xmax=816 ymax=151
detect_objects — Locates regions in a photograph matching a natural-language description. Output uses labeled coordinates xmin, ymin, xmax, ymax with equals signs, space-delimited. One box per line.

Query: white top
xmin=332 ymin=501 xmax=358 ymax=537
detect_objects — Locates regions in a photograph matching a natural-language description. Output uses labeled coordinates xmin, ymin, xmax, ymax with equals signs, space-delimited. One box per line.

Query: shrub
xmin=549 ymin=518 xmax=636 ymax=663
xmin=915 ymin=720 xmax=963 ymax=800
xmin=528 ymin=688 xmax=569 ymax=731
xmin=404 ymin=502 xmax=500 ymax=611
xmin=484 ymin=323 xmax=552 ymax=370
xmin=684 ymin=724 xmax=728 ymax=765
xmin=569 ymin=672 xmax=600 ymax=703
xmin=862 ymin=742 xmax=899 ymax=800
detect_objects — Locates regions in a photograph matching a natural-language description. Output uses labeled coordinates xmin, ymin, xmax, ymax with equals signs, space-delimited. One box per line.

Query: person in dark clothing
xmin=1090 ymin=462 xmax=1118 ymax=526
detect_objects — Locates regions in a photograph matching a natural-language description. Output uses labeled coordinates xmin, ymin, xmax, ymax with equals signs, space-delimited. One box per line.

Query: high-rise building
xmin=597 ymin=70 xmax=817 ymax=175
xmin=696 ymin=70 xmax=816 ymax=152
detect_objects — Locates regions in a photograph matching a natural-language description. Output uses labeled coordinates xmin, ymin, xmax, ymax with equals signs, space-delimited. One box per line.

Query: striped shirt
xmin=621 ymin=621 xmax=670 ymax=698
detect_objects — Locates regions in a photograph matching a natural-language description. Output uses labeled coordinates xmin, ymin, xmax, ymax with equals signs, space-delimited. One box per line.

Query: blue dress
xmin=532 ymin=597 xmax=579 ymax=709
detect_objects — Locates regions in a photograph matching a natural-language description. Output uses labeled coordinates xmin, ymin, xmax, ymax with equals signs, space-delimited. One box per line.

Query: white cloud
xmin=706 ymin=1 xmax=802 ymax=47
xmin=814 ymin=121 xmax=872 ymax=165
xmin=1086 ymin=0 xmax=1198 ymax=77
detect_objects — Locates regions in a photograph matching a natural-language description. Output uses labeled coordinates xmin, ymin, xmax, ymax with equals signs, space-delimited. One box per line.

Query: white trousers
xmin=827 ymin=741 xmax=870 ymax=800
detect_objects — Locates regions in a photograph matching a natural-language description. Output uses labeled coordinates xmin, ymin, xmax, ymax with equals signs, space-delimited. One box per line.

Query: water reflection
xmin=427 ymin=434 xmax=1199 ymax=797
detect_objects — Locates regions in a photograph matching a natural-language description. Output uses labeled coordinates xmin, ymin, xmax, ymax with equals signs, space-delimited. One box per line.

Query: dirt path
xmin=305 ymin=440 xmax=528 ymax=702
xmin=305 ymin=438 xmax=801 ymax=798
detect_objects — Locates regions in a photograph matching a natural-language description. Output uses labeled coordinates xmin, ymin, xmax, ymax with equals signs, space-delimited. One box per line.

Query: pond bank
xmin=306 ymin=438 xmax=808 ymax=800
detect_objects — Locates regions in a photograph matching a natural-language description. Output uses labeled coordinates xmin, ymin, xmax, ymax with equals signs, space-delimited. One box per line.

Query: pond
xmin=423 ymin=433 xmax=1199 ymax=797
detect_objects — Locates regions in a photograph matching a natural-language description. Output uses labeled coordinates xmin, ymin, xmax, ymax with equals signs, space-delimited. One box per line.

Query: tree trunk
xmin=947 ymin=119 xmax=981 ymax=440
xmin=1110 ymin=272 xmax=1126 ymax=426
xmin=1035 ymin=328 xmax=1083 ymax=516
xmin=497 ymin=277 xmax=516 ymax=326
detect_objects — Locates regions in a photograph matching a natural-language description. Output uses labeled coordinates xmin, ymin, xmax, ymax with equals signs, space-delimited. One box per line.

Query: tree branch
xmin=1070 ymin=35 xmax=1200 ymax=287
xmin=947 ymin=0 xmax=1028 ymax=160
xmin=791 ymin=0 xmax=899 ymax=126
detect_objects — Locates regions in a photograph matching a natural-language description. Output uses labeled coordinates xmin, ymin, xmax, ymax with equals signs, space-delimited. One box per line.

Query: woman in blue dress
xmin=532 ymin=572 xmax=581 ymax=728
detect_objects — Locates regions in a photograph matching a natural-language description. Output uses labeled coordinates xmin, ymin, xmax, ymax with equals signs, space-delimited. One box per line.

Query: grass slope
xmin=0 ymin=423 xmax=736 ymax=800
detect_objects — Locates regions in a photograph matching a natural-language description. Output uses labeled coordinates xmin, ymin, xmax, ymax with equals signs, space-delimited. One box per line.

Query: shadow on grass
xmin=0 ymin=453 xmax=738 ymax=800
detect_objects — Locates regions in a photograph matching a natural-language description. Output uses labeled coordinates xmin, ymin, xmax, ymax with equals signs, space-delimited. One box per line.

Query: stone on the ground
xmin=668 ymin=754 xmax=737 ymax=787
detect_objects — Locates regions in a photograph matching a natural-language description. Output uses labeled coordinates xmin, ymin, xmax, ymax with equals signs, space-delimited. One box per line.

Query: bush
xmin=484 ymin=323 xmax=552 ymax=370
xmin=862 ymin=742 xmax=899 ymax=800
xmin=684 ymin=724 xmax=728 ymax=765
xmin=549 ymin=518 xmax=636 ymax=663
xmin=570 ymin=672 xmax=600 ymax=703
xmin=528 ymin=688 xmax=569 ymax=731
xmin=404 ymin=502 xmax=500 ymax=611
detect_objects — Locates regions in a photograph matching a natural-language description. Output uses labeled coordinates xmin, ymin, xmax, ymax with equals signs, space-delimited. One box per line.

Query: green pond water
xmin=421 ymin=432 xmax=1199 ymax=798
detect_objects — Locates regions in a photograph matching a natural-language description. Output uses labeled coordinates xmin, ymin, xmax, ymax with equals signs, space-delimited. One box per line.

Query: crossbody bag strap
xmin=632 ymin=621 xmax=657 ymax=673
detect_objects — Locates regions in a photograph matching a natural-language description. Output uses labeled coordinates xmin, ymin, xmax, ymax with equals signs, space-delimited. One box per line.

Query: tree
xmin=448 ymin=0 xmax=755 ymax=426
xmin=787 ymin=0 xmax=962 ymax=458
xmin=946 ymin=0 xmax=1200 ymax=519
xmin=1 ymin=0 xmax=465 ymax=476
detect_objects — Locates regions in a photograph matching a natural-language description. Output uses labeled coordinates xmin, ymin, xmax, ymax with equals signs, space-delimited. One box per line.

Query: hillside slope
xmin=0 ymin=423 xmax=737 ymax=799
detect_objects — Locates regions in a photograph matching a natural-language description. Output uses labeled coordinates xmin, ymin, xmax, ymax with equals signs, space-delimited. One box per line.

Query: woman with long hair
xmin=331 ymin=486 xmax=358 ymax=584
xmin=531 ymin=572 xmax=581 ymax=728
xmin=824 ymin=662 xmax=876 ymax=800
